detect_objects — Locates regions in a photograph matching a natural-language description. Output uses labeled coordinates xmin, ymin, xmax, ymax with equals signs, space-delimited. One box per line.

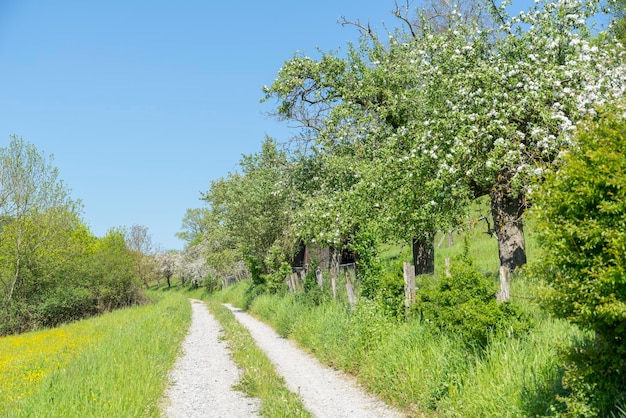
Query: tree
xmin=0 ymin=136 xmax=82 ymax=303
xmin=202 ymin=137 xmax=296 ymax=282
xmin=85 ymin=228 xmax=140 ymax=311
xmin=125 ymin=224 xmax=157 ymax=288
xmin=155 ymin=251 xmax=183 ymax=288
xmin=264 ymin=0 xmax=626 ymax=283
xmin=176 ymin=207 xmax=211 ymax=246
xmin=530 ymin=105 xmax=626 ymax=415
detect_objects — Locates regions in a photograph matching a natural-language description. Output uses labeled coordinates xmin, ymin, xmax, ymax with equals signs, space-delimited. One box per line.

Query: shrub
xmin=34 ymin=286 xmax=96 ymax=327
xmin=531 ymin=105 xmax=626 ymax=415
xmin=416 ymin=261 xmax=530 ymax=348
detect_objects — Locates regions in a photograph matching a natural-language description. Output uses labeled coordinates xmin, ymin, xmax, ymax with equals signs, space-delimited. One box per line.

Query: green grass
xmin=207 ymin=207 xmax=585 ymax=417
xmin=1 ymin=291 xmax=191 ymax=417
xmin=226 ymin=286 xmax=583 ymax=417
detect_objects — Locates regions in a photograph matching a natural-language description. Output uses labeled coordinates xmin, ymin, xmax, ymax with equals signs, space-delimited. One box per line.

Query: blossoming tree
xmin=264 ymin=0 xmax=626 ymax=285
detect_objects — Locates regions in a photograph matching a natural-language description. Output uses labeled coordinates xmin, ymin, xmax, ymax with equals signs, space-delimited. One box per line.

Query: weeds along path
xmin=225 ymin=303 xmax=403 ymax=418
xmin=163 ymin=299 xmax=260 ymax=418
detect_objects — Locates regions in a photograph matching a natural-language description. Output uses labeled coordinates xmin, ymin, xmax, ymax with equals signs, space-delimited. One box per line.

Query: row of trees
xmin=0 ymin=138 xmax=184 ymax=335
xmin=180 ymin=0 xmax=625 ymax=291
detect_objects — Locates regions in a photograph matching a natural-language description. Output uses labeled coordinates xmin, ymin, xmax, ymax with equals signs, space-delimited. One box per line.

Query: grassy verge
xmin=239 ymin=287 xmax=584 ymax=417
xmin=0 ymin=291 xmax=190 ymax=417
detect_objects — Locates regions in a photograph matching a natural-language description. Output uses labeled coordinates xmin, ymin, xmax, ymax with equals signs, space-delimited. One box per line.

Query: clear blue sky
xmin=1 ymin=0 xmax=542 ymax=251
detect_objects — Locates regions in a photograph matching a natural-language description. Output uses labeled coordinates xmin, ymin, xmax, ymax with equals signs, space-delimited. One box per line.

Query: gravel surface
xmin=225 ymin=304 xmax=404 ymax=418
xmin=163 ymin=299 xmax=260 ymax=418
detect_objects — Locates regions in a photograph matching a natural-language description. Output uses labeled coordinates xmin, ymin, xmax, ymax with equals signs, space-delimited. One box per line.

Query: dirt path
xmin=163 ymin=299 xmax=260 ymax=418
xmin=225 ymin=303 xmax=403 ymax=418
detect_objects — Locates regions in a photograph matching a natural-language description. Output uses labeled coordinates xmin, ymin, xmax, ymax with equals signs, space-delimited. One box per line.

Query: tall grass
xmin=233 ymin=288 xmax=582 ymax=417
xmin=210 ymin=208 xmax=584 ymax=417
xmin=1 ymin=291 xmax=190 ymax=417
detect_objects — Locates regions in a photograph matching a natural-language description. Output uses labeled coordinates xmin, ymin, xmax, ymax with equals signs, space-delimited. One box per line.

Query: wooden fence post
xmin=345 ymin=266 xmax=357 ymax=310
xmin=403 ymin=262 xmax=416 ymax=313
xmin=315 ymin=267 xmax=323 ymax=288
xmin=496 ymin=266 xmax=510 ymax=302
xmin=330 ymin=250 xmax=340 ymax=300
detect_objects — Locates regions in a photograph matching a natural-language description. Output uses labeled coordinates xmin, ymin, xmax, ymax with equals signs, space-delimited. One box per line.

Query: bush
xmin=531 ymin=105 xmax=626 ymax=415
xmin=359 ymin=260 xmax=405 ymax=321
xmin=34 ymin=286 xmax=96 ymax=327
xmin=416 ymin=261 xmax=530 ymax=348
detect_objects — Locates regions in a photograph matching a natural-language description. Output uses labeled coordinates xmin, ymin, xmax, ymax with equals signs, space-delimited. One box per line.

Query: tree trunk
xmin=490 ymin=188 xmax=527 ymax=273
xmin=412 ymin=232 xmax=435 ymax=275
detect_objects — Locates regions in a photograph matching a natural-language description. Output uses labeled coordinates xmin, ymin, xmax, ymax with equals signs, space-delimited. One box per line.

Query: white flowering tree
xmin=264 ymin=0 xmax=626 ymax=282
xmin=154 ymin=251 xmax=183 ymax=288
xmin=180 ymin=243 xmax=210 ymax=286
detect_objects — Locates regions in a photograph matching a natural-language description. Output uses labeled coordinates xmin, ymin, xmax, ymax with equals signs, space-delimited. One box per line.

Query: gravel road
xmin=163 ymin=299 xmax=260 ymax=418
xmin=163 ymin=299 xmax=403 ymax=418
xmin=225 ymin=304 xmax=403 ymax=418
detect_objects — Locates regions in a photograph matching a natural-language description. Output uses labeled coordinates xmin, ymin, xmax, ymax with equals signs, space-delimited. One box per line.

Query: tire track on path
xmin=163 ymin=299 xmax=260 ymax=418
xmin=224 ymin=303 xmax=403 ymax=418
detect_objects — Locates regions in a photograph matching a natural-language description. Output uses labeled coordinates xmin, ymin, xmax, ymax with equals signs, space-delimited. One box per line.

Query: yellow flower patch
xmin=0 ymin=322 xmax=103 ymax=413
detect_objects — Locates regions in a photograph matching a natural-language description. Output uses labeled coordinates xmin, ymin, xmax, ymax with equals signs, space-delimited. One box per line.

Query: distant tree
xmin=203 ymin=138 xmax=295 ymax=283
xmin=176 ymin=207 xmax=211 ymax=246
xmin=154 ymin=251 xmax=183 ymax=288
xmin=125 ymin=224 xmax=157 ymax=288
xmin=85 ymin=228 xmax=140 ymax=311
xmin=181 ymin=243 xmax=209 ymax=287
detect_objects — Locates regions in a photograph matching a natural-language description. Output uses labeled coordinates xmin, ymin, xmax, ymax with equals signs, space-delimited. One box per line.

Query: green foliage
xmin=33 ymin=286 xmax=95 ymax=328
xmin=416 ymin=262 xmax=531 ymax=348
xmin=359 ymin=261 xmax=404 ymax=320
xmin=262 ymin=261 xmax=291 ymax=295
xmin=0 ymin=139 xmax=143 ymax=335
xmin=203 ymin=138 xmax=295 ymax=278
xmin=531 ymin=105 xmax=626 ymax=415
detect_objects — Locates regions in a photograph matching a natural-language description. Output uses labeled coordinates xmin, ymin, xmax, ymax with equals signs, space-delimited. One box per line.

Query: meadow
xmin=0 ymin=291 xmax=190 ymax=417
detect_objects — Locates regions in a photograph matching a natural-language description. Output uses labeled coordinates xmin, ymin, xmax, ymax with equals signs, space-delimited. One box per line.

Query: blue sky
xmin=1 ymin=1 xmax=401 ymax=250
xmin=0 ymin=0 xmax=569 ymax=251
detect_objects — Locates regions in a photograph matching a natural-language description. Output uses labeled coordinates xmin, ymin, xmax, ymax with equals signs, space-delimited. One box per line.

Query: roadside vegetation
xmin=174 ymin=1 xmax=626 ymax=415
xmin=210 ymin=219 xmax=586 ymax=417
xmin=0 ymin=291 xmax=190 ymax=417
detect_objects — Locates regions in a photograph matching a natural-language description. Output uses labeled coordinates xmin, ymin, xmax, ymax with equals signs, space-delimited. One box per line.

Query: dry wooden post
xmin=445 ymin=258 xmax=452 ymax=278
xmin=437 ymin=232 xmax=447 ymax=249
xmin=330 ymin=250 xmax=340 ymax=300
xmin=403 ymin=262 xmax=416 ymax=311
xmin=286 ymin=273 xmax=293 ymax=293
xmin=290 ymin=273 xmax=296 ymax=292
xmin=344 ymin=266 xmax=357 ymax=310
xmin=448 ymin=229 xmax=454 ymax=247
xmin=298 ymin=270 xmax=305 ymax=291
xmin=496 ymin=266 xmax=511 ymax=302
xmin=315 ymin=267 xmax=323 ymax=288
